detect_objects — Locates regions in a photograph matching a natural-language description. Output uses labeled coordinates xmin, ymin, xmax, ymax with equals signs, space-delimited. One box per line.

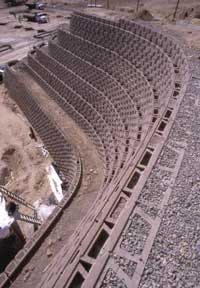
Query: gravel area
xmin=137 ymin=167 xmax=172 ymax=219
xmin=137 ymin=202 xmax=159 ymax=219
xmin=113 ymin=255 xmax=137 ymax=278
xmin=100 ymin=268 xmax=128 ymax=288
xmin=158 ymin=145 xmax=179 ymax=169
xmin=120 ymin=213 xmax=151 ymax=256
xmin=139 ymin=55 xmax=200 ymax=288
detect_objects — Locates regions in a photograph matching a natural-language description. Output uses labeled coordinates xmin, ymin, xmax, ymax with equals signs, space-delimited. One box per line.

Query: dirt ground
xmin=0 ymin=5 xmax=71 ymax=63
xmin=0 ymin=85 xmax=52 ymax=236
xmin=84 ymin=0 xmax=200 ymax=49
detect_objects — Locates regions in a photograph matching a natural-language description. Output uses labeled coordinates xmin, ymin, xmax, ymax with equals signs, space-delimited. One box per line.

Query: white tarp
xmin=37 ymin=204 xmax=55 ymax=221
xmin=46 ymin=165 xmax=63 ymax=202
xmin=34 ymin=200 xmax=56 ymax=221
xmin=36 ymin=143 xmax=49 ymax=157
xmin=0 ymin=193 xmax=14 ymax=239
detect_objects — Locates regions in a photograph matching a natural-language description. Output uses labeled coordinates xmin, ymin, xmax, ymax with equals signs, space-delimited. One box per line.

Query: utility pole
xmin=106 ymin=0 xmax=109 ymax=9
xmin=173 ymin=0 xmax=180 ymax=21
xmin=136 ymin=0 xmax=140 ymax=12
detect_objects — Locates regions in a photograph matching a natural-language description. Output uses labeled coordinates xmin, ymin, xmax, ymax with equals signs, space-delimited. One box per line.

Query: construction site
xmin=0 ymin=0 xmax=200 ymax=287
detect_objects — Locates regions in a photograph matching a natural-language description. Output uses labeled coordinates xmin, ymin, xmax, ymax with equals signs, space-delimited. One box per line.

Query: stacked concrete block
xmin=56 ymin=30 xmax=153 ymax=143
xmin=119 ymin=19 xmax=188 ymax=80
xmin=4 ymin=67 xmax=81 ymax=194
xmin=5 ymin=12 xmax=186 ymax=190
xmin=23 ymin=12 xmax=179 ymax=186
xmin=70 ymin=12 xmax=174 ymax=108
xmin=2 ymin=13 xmax=190 ymax=288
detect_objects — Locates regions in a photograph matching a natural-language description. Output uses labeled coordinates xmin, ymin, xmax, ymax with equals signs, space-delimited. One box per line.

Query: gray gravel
xmin=138 ymin=167 xmax=172 ymax=204
xmin=100 ymin=268 xmax=128 ymax=288
xmin=113 ymin=255 xmax=137 ymax=278
xmin=120 ymin=213 xmax=151 ymax=256
xmin=158 ymin=145 xmax=179 ymax=169
xmin=137 ymin=167 xmax=172 ymax=219
xmin=139 ymin=55 xmax=200 ymax=288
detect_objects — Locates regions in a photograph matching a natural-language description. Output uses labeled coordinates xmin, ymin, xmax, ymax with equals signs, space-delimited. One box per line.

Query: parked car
xmin=23 ymin=12 xmax=48 ymax=23
xmin=36 ymin=12 xmax=48 ymax=23
xmin=25 ymin=2 xmax=46 ymax=10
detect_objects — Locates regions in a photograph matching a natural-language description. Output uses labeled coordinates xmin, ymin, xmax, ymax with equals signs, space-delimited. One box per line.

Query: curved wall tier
xmin=2 ymin=12 xmax=190 ymax=288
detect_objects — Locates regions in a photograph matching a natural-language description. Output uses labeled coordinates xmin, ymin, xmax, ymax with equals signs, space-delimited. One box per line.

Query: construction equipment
xmin=23 ymin=12 xmax=48 ymax=23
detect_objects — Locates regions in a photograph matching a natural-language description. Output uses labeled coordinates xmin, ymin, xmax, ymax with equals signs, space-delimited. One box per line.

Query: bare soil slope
xmin=0 ymin=86 xmax=52 ymax=234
